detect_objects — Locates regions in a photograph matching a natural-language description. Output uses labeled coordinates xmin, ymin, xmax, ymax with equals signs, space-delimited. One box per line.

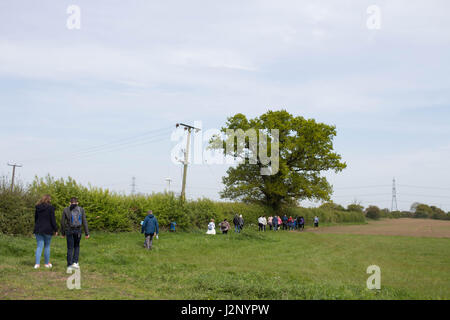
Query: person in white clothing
xmin=261 ymin=216 xmax=267 ymax=232
xmin=206 ymin=219 xmax=216 ymax=235
xmin=258 ymin=216 xmax=265 ymax=232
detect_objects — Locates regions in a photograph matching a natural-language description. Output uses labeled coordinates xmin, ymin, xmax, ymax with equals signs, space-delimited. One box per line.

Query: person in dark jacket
xmin=238 ymin=214 xmax=244 ymax=231
xmin=61 ymin=197 xmax=89 ymax=270
xmin=33 ymin=194 xmax=58 ymax=269
xmin=141 ymin=210 xmax=159 ymax=250
xmin=233 ymin=214 xmax=240 ymax=233
xmin=282 ymin=215 xmax=288 ymax=230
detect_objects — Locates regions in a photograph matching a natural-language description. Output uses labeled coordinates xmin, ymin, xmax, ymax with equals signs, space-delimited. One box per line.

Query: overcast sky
xmin=1 ymin=0 xmax=449 ymax=211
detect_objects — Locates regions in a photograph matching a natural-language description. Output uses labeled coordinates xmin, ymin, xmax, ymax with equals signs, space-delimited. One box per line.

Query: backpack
xmin=70 ymin=207 xmax=83 ymax=228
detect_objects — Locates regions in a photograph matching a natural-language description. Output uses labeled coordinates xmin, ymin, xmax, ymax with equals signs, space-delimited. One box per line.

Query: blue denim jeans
xmin=35 ymin=234 xmax=52 ymax=265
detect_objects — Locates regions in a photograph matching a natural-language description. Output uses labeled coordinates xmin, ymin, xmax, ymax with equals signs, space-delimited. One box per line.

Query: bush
xmin=0 ymin=175 xmax=366 ymax=235
xmin=0 ymin=177 xmax=38 ymax=235
xmin=365 ymin=206 xmax=381 ymax=220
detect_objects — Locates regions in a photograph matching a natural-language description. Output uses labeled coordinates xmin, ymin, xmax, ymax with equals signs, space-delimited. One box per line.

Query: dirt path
xmin=305 ymin=218 xmax=450 ymax=238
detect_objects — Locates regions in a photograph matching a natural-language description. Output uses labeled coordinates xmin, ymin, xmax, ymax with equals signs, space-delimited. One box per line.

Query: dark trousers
xmin=222 ymin=230 xmax=228 ymax=234
xmin=66 ymin=229 xmax=82 ymax=266
xmin=144 ymin=233 xmax=154 ymax=249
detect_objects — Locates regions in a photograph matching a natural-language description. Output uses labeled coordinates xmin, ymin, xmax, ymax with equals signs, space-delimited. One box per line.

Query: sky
xmin=0 ymin=0 xmax=449 ymax=211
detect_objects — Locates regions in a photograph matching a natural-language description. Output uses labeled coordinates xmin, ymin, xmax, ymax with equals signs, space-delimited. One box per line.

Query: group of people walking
xmin=208 ymin=214 xmax=320 ymax=235
xmin=34 ymin=193 xmax=321 ymax=268
xmin=205 ymin=214 xmax=244 ymax=235
xmin=258 ymin=214 xmax=319 ymax=231
xmin=33 ymin=195 xmax=89 ymax=271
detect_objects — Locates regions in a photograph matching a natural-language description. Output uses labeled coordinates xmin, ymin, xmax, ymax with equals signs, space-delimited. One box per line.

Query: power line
xmin=69 ymin=128 xmax=173 ymax=158
xmin=398 ymin=184 xmax=450 ymax=191
xmin=32 ymin=131 xmax=171 ymax=164
xmin=333 ymin=185 xmax=391 ymax=190
xmin=19 ymin=125 xmax=174 ymax=164
xmin=66 ymin=132 xmax=171 ymax=161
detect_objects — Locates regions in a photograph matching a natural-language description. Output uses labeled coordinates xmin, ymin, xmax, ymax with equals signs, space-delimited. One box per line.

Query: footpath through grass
xmin=1 ymin=227 xmax=449 ymax=299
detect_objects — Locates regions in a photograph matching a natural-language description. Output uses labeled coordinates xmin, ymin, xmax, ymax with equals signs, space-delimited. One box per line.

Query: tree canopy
xmin=210 ymin=110 xmax=347 ymax=210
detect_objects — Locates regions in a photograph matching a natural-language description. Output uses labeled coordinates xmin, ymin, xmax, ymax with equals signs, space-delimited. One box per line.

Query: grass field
xmin=1 ymin=220 xmax=449 ymax=300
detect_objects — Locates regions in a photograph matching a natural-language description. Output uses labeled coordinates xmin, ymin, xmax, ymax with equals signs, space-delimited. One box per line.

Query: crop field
xmin=1 ymin=219 xmax=449 ymax=300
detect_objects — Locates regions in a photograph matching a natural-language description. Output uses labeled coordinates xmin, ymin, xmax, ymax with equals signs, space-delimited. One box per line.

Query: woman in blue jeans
xmin=33 ymin=195 xmax=58 ymax=269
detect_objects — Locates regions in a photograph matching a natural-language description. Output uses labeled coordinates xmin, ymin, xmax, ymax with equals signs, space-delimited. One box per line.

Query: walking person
xmin=273 ymin=215 xmax=279 ymax=231
xmin=299 ymin=216 xmax=305 ymax=231
xmin=239 ymin=214 xmax=244 ymax=232
xmin=206 ymin=219 xmax=216 ymax=235
xmin=61 ymin=197 xmax=89 ymax=271
xmin=258 ymin=216 xmax=264 ymax=231
xmin=261 ymin=215 xmax=267 ymax=232
xmin=314 ymin=216 xmax=319 ymax=228
xmin=268 ymin=216 xmax=273 ymax=230
xmin=288 ymin=216 xmax=294 ymax=230
xmin=33 ymin=195 xmax=58 ymax=269
xmin=233 ymin=214 xmax=240 ymax=233
xmin=282 ymin=214 xmax=288 ymax=230
xmin=141 ymin=210 xmax=159 ymax=250
xmin=219 ymin=219 xmax=230 ymax=234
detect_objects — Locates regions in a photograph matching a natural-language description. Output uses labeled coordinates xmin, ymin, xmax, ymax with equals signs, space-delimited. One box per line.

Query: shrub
xmin=0 ymin=175 xmax=366 ymax=235
xmin=365 ymin=206 xmax=381 ymax=220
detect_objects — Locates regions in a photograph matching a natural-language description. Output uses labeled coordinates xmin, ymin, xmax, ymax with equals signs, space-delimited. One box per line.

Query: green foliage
xmin=320 ymin=201 xmax=345 ymax=211
xmin=280 ymin=205 xmax=366 ymax=226
xmin=365 ymin=206 xmax=381 ymax=220
xmin=0 ymin=177 xmax=37 ymax=235
xmin=346 ymin=203 xmax=364 ymax=213
xmin=210 ymin=110 xmax=347 ymax=210
xmin=0 ymin=175 xmax=368 ymax=235
xmin=412 ymin=203 xmax=450 ymax=220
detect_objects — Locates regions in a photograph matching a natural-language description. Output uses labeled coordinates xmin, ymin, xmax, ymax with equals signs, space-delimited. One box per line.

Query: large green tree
xmin=210 ymin=110 xmax=347 ymax=210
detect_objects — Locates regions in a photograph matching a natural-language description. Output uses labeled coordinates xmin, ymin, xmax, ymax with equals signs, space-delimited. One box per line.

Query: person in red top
xmin=288 ymin=216 xmax=295 ymax=230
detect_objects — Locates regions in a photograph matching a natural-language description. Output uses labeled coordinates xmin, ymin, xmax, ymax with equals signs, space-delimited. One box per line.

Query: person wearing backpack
xmin=141 ymin=210 xmax=159 ymax=250
xmin=61 ymin=197 xmax=89 ymax=270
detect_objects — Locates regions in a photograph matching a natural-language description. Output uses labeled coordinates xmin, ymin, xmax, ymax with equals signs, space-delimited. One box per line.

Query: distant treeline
xmin=1 ymin=176 xmax=447 ymax=235
xmin=317 ymin=201 xmax=450 ymax=221
xmin=0 ymin=175 xmax=368 ymax=235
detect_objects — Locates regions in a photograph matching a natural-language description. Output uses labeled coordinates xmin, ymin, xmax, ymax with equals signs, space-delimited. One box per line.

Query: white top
xmin=206 ymin=222 xmax=216 ymax=235
xmin=262 ymin=217 xmax=267 ymax=225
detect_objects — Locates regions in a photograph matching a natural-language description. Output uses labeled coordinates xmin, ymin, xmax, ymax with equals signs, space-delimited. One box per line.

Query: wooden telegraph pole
xmin=176 ymin=123 xmax=200 ymax=202
xmin=7 ymin=163 xmax=23 ymax=191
